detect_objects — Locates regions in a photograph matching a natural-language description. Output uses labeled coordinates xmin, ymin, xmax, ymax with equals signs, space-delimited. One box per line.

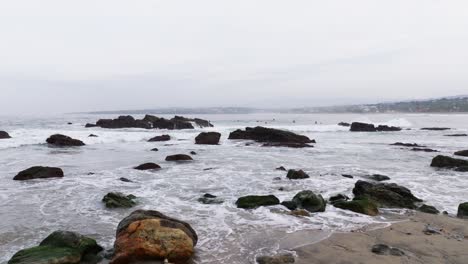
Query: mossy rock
xmin=102 ymin=192 xmax=137 ymax=208
xmin=236 ymin=195 xmax=280 ymax=209
xmin=8 ymin=246 xmax=81 ymax=264
xmin=333 ymin=199 xmax=379 ymax=216
xmin=292 ymin=190 xmax=326 ymax=213
xmin=457 ymin=202 xmax=468 ymax=219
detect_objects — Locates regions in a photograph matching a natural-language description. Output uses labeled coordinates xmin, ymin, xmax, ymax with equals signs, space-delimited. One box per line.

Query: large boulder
xmin=286 ymin=169 xmax=310 ymax=180
xmin=353 ymin=180 xmax=422 ymax=209
xmin=0 ymin=131 xmax=11 ymax=139
xmin=291 ymin=190 xmax=326 ymax=213
xmin=8 ymin=230 xmax=103 ymax=264
xmin=350 ymin=122 xmax=376 ymax=132
xmin=102 ymin=192 xmax=137 ymax=208
xmin=430 ymin=155 xmax=468 ymax=169
xmin=228 ymin=126 xmax=314 ymax=148
xmin=46 ymin=134 xmax=85 ymax=147
xmin=165 ymin=154 xmax=193 ymax=161
xmin=333 ymin=199 xmax=379 ymax=216
xmin=236 ymin=195 xmax=280 ymax=209
xmin=13 ymin=166 xmax=64 ymax=181
xmin=457 ymin=203 xmax=468 ymax=219
xmin=454 ymin=150 xmax=468 ymax=157
xmin=134 ymin=163 xmax=161 ymax=170
xmin=148 ymin=134 xmax=171 ymax=142
xmin=110 ymin=210 xmax=197 ymax=264
xmin=195 ymin=132 xmax=221 ymax=145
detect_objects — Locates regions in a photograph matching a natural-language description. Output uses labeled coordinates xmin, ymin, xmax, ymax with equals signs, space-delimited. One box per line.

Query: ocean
xmin=1 ymin=113 xmax=467 ymax=263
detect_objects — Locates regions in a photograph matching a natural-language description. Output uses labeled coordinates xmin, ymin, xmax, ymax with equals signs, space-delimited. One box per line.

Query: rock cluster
xmin=46 ymin=134 xmax=85 ymax=147
xmin=87 ymin=115 xmax=213 ymax=130
xmin=229 ymin=126 xmax=314 ymax=148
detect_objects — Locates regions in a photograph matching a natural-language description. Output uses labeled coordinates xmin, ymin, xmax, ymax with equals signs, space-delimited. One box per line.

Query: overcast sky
xmin=1 ymin=0 xmax=468 ymax=114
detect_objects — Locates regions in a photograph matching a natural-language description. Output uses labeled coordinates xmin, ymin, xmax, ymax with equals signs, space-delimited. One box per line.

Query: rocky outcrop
xmin=333 ymin=199 xmax=379 ymax=216
xmin=350 ymin=122 xmax=401 ymax=132
xmin=353 ymin=180 xmax=422 ymax=209
xmin=110 ymin=210 xmax=197 ymax=264
xmin=148 ymin=134 xmax=170 ymax=142
xmin=102 ymin=192 xmax=137 ymax=208
xmin=236 ymin=195 xmax=280 ymax=209
xmin=8 ymin=230 xmax=103 ymax=264
xmin=134 ymin=163 xmax=161 ymax=170
xmin=430 ymin=155 xmax=468 ymax=169
xmin=229 ymin=126 xmax=314 ymax=148
xmin=286 ymin=169 xmax=310 ymax=180
xmin=195 ymin=132 xmax=221 ymax=145
xmin=0 ymin=131 xmax=11 ymax=139
xmin=457 ymin=203 xmax=468 ymax=219
xmin=46 ymin=134 xmax=85 ymax=147
xmin=13 ymin=166 xmax=64 ymax=181
xmin=282 ymin=190 xmax=326 ymax=213
xmin=165 ymin=154 xmax=193 ymax=161
xmin=454 ymin=150 xmax=468 ymax=157
xmin=87 ymin=115 xmax=213 ymax=130
xmin=421 ymin=127 xmax=451 ymax=131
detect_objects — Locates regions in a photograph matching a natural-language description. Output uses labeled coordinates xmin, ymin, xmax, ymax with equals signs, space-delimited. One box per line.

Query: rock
xmin=421 ymin=127 xmax=451 ymax=131
xmin=338 ymin=122 xmax=350 ymax=127
xmin=445 ymin=134 xmax=468 ymax=137
xmin=328 ymin=194 xmax=350 ymax=204
xmin=290 ymin=209 xmax=311 ymax=217
xmin=102 ymin=192 xmax=137 ymax=208
xmin=350 ymin=122 xmax=376 ymax=132
xmin=292 ymin=190 xmax=326 ymax=213
xmin=276 ymin=166 xmax=287 ymax=171
xmin=424 ymin=224 xmax=442 ymax=235
xmin=281 ymin=201 xmax=297 ymax=210
xmin=411 ymin=148 xmax=438 ymax=152
xmin=148 ymin=134 xmax=171 ymax=142
xmin=430 ymin=155 xmax=468 ymax=169
xmin=455 ymin=166 xmax=468 ymax=172
xmin=353 ymin=180 xmax=422 ymax=209
xmin=341 ymin=174 xmax=354 ymax=179
xmin=119 ymin=177 xmax=133 ymax=183
xmin=13 ymin=166 xmax=64 ymax=181
xmin=454 ymin=150 xmax=468 ymax=157
xmin=88 ymin=134 xmax=98 ymax=137
xmin=376 ymin=125 xmax=402 ymax=132
xmin=8 ymin=230 xmax=103 ymax=264
xmin=256 ymin=253 xmax=295 ymax=264
xmin=418 ymin=204 xmax=440 ymax=214
xmin=165 ymin=154 xmax=193 ymax=161
xmin=198 ymin=194 xmax=224 ymax=204
xmin=85 ymin=123 xmax=97 ymax=128
xmin=457 ymin=202 xmax=468 ymax=219
xmin=134 ymin=163 xmax=161 ymax=170
xmin=236 ymin=195 xmax=280 ymax=209
xmin=286 ymin=169 xmax=310 ymax=180
xmin=333 ymin=199 xmax=379 ymax=216
xmin=190 ymin=151 xmax=197 ymax=155
xmin=111 ymin=210 xmax=197 ymax=264
xmin=228 ymin=126 xmax=314 ymax=148
xmin=391 ymin=142 xmax=425 ymax=147
xmin=0 ymin=131 xmax=11 ymax=139
xmin=262 ymin=142 xmax=313 ymax=148
xmin=150 ymin=148 xmax=159 ymax=151
xmin=371 ymin=244 xmax=405 ymax=256
xmin=46 ymin=134 xmax=85 ymax=147
xmin=67 ymin=122 xmax=73 ymax=125
xmin=195 ymin=132 xmax=221 ymax=145
xmin=366 ymin=174 xmax=390 ymax=182
xmin=88 ymin=115 xmax=212 ymax=130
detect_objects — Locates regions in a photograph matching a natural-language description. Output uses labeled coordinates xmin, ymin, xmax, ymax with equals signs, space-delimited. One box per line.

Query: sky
xmin=1 ymin=0 xmax=468 ymax=114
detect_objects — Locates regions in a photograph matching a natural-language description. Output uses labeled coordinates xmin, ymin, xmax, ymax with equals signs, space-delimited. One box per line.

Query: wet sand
xmin=293 ymin=212 xmax=468 ymax=264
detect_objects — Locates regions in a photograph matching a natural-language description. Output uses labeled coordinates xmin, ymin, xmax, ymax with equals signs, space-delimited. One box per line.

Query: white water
xmin=1 ymin=113 xmax=468 ymax=263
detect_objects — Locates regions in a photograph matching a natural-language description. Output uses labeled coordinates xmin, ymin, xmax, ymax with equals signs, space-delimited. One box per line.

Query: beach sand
xmin=293 ymin=212 xmax=468 ymax=264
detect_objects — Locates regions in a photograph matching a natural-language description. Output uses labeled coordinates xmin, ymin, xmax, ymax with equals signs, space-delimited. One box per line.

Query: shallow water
xmin=1 ymin=113 xmax=467 ymax=263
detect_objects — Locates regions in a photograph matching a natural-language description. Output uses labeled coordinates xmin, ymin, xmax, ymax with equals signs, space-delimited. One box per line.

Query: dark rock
xmin=236 ymin=195 xmax=280 ymax=209
xmin=89 ymin=115 xmax=212 ymax=130
xmin=376 ymin=125 xmax=402 ymax=132
xmin=457 ymin=202 xmax=468 ymax=219
xmin=88 ymin=134 xmax=98 ymax=137
xmin=134 ymin=163 xmax=161 ymax=170
xmin=430 ymin=155 xmax=468 ymax=168
xmin=292 ymin=190 xmax=326 ymax=213
xmin=150 ymin=148 xmax=159 ymax=152
xmin=286 ymin=169 xmax=310 ymax=180
xmin=102 ymin=192 xmax=137 ymax=208
xmin=228 ymin=126 xmax=314 ymax=148
xmin=350 ymin=122 xmax=376 ymax=132
xmin=148 ymin=134 xmax=171 ymax=142
xmin=203 ymin=167 xmax=214 ymax=171
xmin=0 ymin=131 xmax=11 ymax=139
xmin=411 ymin=148 xmax=438 ymax=152
xmin=87 ymin=172 xmax=95 ymax=175
xmin=97 ymin=115 xmax=152 ymax=129
xmin=333 ymin=199 xmax=379 ymax=216
xmin=445 ymin=134 xmax=468 ymax=137
xmin=281 ymin=201 xmax=298 ymax=210
xmin=190 ymin=151 xmax=197 ymax=155
xmin=391 ymin=142 xmax=425 ymax=147
xmin=262 ymin=142 xmax=313 ymax=148
xmin=8 ymin=230 xmax=103 ymax=264
xmin=256 ymin=253 xmax=295 ymax=264
xmin=338 ymin=122 xmax=350 ymax=127
xmin=366 ymin=174 xmax=390 ymax=182
xmin=455 ymin=166 xmax=468 ymax=172
xmin=67 ymin=122 xmax=73 ymax=125
xmin=165 ymin=154 xmax=193 ymax=161
xmin=353 ymin=180 xmax=422 ymax=209
xmin=371 ymin=244 xmax=404 ymax=256
xmin=119 ymin=177 xmax=133 ymax=183
xmin=171 ymin=115 xmax=213 ymax=128
xmin=421 ymin=127 xmax=451 ymax=131
xmin=13 ymin=166 xmax=64 ymax=181
xmin=276 ymin=166 xmax=287 ymax=171
xmin=454 ymin=150 xmax=468 ymax=157
xmin=198 ymin=194 xmax=224 ymax=204
xmin=195 ymin=132 xmax=221 ymax=145
xmin=328 ymin=194 xmax=350 ymax=204
xmin=46 ymin=134 xmax=85 ymax=147
xmin=418 ymin=204 xmax=440 ymax=214
xmin=341 ymin=174 xmax=354 ymax=179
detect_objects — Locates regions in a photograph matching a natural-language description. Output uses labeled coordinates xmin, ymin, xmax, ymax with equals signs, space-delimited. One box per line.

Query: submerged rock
xmin=228 ymin=126 xmax=314 ymax=148
xmin=338 ymin=122 xmax=350 ymax=127
xmin=457 ymin=202 xmax=468 ymax=219
xmin=454 ymin=150 xmax=468 ymax=157
xmin=150 ymin=148 xmax=159 ymax=152
xmin=236 ymin=195 xmax=280 ymax=209
xmin=366 ymin=174 xmax=390 ymax=182
xmin=418 ymin=204 xmax=440 ymax=214
xmin=411 ymin=148 xmax=438 ymax=152
xmin=256 ymin=253 xmax=295 ymax=264
xmin=276 ymin=166 xmax=287 ymax=171
xmin=421 ymin=127 xmax=451 ymax=131
xmin=134 ymin=162 xmax=161 ymax=170
xmin=46 ymin=134 xmax=85 ymax=147
xmin=8 ymin=230 xmax=103 ymax=264
xmin=291 ymin=190 xmax=326 ymax=213
xmin=111 ymin=210 xmax=197 ymax=264
xmin=13 ymin=166 xmax=64 ymax=181
xmin=198 ymin=193 xmax=224 ymax=204
xmin=195 ymin=132 xmax=221 ymax=145
xmin=102 ymin=192 xmax=137 ymax=208
xmin=353 ymin=180 xmax=422 ymax=209
xmin=166 ymin=154 xmax=193 ymax=161
xmin=88 ymin=134 xmax=98 ymax=137
xmin=286 ymin=169 xmax=310 ymax=180
xmin=341 ymin=174 xmax=354 ymax=179
xmin=391 ymin=142 xmax=425 ymax=147
xmin=148 ymin=134 xmax=170 ymax=142
xmin=262 ymin=142 xmax=313 ymax=148
xmin=333 ymin=199 xmax=379 ymax=216
xmin=430 ymin=155 xmax=468 ymax=169
xmin=445 ymin=134 xmax=468 ymax=137
xmin=119 ymin=177 xmax=133 ymax=183
xmin=328 ymin=194 xmax=350 ymax=204
xmin=371 ymin=244 xmax=405 ymax=256
xmin=0 ymin=131 xmax=11 ymax=139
